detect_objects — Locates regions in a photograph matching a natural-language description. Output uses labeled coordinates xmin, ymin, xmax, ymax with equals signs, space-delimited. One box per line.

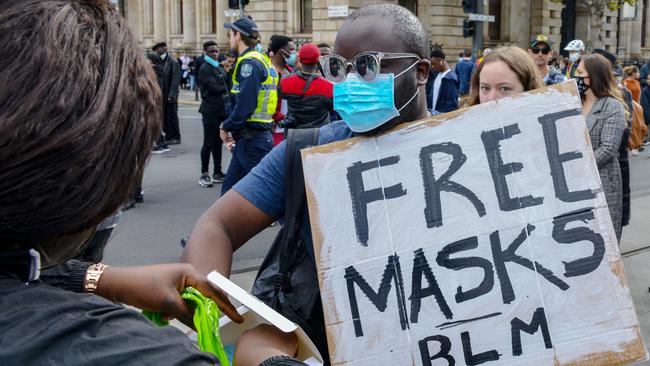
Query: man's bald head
xmin=345 ymin=3 xmax=428 ymax=59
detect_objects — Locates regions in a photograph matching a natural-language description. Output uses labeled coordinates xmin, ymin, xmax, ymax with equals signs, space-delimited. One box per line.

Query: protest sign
xmin=301 ymin=82 xmax=647 ymax=365
xmin=210 ymin=271 xmax=324 ymax=365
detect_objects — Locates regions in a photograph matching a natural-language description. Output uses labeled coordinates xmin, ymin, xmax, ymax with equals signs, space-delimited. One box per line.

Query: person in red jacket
xmin=278 ymin=43 xmax=334 ymax=130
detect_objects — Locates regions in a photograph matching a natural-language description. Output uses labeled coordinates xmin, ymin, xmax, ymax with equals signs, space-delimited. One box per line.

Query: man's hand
xmin=96 ymin=264 xmax=243 ymax=328
xmin=220 ymin=128 xmax=233 ymax=144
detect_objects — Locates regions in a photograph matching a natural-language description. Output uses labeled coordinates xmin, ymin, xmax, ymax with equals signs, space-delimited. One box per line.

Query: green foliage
xmin=550 ymin=0 xmax=637 ymax=11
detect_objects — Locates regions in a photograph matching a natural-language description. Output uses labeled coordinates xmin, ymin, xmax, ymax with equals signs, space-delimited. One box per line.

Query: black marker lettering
xmin=410 ymin=248 xmax=453 ymax=322
xmin=344 ymin=254 xmax=409 ymax=337
xmin=419 ymin=335 xmax=456 ymax=366
xmin=436 ymin=236 xmax=494 ymax=303
xmin=347 ymin=156 xmax=407 ymax=246
xmin=461 ymin=331 xmax=500 ymax=365
xmin=481 ymin=123 xmax=543 ymax=211
xmin=552 ymin=208 xmax=605 ymax=277
xmin=538 ymin=109 xmax=596 ymax=202
xmin=420 ymin=142 xmax=486 ymax=228
xmin=511 ymin=307 xmax=553 ymax=356
xmin=490 ymin=225 xmax=569 ymax=304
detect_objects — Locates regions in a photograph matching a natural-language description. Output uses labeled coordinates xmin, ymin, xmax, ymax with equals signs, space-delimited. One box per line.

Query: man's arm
xmin=221 ymin=60 xmax=265 ymax=132
xmin=182 ymin=189 xmax=275 ymax=276
xmin=169 ymin=59 xmax=181 ymax=101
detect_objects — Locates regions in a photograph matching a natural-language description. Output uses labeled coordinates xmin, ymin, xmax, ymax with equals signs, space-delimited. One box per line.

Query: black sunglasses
xmin=531 ymin=47 xmax=551 ymax=55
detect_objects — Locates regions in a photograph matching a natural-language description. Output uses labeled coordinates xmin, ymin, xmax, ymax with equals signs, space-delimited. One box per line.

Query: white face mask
xmin=160 ymin=53 xmax=168 ymax=60
xmin=568 ymin=52 xmax=580 ymax=63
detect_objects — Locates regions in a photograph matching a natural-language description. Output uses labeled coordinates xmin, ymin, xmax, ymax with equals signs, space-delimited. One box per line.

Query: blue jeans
xmin=221 ymin=132 xmax=273 ymax=195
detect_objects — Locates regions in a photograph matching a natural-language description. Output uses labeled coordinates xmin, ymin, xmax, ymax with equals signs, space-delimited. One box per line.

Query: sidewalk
xmin=178 ymin=89 xmax=201 ymax=107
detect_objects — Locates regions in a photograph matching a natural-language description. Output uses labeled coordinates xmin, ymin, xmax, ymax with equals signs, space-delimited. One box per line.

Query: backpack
xmin=251 ymin=127 xmax=330 ymax=363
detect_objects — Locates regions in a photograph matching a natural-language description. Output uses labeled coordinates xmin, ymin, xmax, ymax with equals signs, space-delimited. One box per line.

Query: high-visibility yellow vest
xmin=231 ymin=50 xmax=279 ymax=124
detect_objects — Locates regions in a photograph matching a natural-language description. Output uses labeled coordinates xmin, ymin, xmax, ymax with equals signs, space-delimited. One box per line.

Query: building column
xmin=153 ymin=0 xmax=167 ymax=42
xmin=629 ymin=1 xmax=643 ymax=57
xmin=216 ymin=0 xmax=229 ymax=47
xmin=182 ymin=0 xmax=197 ymax=46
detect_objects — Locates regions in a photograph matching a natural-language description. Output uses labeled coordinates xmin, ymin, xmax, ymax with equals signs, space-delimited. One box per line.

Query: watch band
xmin=84 ymin=263 xmax=109 ymax=294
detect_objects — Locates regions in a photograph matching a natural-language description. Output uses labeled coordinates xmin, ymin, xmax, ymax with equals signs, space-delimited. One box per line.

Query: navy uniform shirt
xmin=222 ymin=47 xmax=270 ymax=133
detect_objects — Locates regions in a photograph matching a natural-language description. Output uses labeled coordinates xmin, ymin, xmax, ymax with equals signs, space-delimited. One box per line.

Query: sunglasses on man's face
xmin=531 ymin=47 xmax=551 ymax=55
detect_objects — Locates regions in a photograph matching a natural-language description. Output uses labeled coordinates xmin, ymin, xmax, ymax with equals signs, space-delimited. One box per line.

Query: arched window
xmin=488 ymin=0 xmax=501 ymax=41
xmin=211 ymin=0 xmax=217 ymax=34
xmin=398 ymin=0 xmax=418 ymax=15
xmin=301 ymin=0 xmax=313 ymax=33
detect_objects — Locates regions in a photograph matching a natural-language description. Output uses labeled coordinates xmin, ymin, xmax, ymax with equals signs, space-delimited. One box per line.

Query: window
xmin=643 ymin=0 xmax=649 ymax=46
xmin=488 ymin=0 xmax=501 ymax=41
xmin=180 ymin=0 xmax=184 ymax=33
xmin=398 ymin=0 xmax=418 ymax=16
xmin=301 ymin=0 xmax=313 ymax=33
xmin=212 ymin=0 xmax=217 ymax=34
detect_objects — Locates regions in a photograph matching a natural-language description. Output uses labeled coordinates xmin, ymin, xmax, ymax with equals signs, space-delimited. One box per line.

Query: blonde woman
xmin=465 ymin=46 xmax=542 ymax=106
xmin=623 ymin=65 xmax=641 ymax=102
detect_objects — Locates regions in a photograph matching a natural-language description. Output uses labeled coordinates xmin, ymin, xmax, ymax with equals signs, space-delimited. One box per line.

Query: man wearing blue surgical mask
xmin=183 ymin=4 xmax=431 ymax=363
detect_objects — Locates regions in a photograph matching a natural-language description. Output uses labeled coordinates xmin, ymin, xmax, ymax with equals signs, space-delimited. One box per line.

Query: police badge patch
xmin=240 ymin=63 xmax=253 ymax=78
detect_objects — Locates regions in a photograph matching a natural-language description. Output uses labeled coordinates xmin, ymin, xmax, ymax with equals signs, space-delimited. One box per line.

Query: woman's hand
xmin=96 ymin=264 xmax=243 ymax=328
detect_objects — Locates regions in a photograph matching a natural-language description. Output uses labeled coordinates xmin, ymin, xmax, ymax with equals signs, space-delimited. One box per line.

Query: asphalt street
xmin=103 ymin=104 xmax=278 ymax=272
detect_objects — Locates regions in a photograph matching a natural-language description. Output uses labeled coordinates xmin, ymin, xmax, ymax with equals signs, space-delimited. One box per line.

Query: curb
xmin=178 ymin=100 xmax=200 ymax=107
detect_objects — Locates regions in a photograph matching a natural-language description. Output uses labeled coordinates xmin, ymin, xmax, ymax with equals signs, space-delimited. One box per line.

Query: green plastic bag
xmin=142 ymin=287 xmax=230 ymax=366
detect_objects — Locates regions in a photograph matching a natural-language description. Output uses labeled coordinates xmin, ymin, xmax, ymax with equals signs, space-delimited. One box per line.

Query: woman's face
xmin=575 ymin=62 xmax=591 ymax=87
xmin=478 ymin=60 xmax=525 ymax=103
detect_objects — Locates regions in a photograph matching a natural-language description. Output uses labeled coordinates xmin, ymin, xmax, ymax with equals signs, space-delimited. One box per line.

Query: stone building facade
xmin=117 ymin=0 xmax=650 ymax=61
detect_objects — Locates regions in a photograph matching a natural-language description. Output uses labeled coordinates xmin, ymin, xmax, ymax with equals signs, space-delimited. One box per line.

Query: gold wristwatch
xmin=84 ymin=263 xmax=109 ymax=294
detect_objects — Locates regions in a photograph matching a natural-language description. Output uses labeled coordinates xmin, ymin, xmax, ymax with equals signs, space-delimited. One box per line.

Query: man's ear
xmin=416 ymin=59 xmax=430 ymax=86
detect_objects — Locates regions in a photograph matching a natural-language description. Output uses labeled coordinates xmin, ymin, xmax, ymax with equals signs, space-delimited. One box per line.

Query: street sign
xmin=328 ymin=5 xmax=349 ymax=18
xmin=224 ymin=9 xmax=239 ymax=17
xmin=469 ymin=13 xmax=495 ymax=22
xmin=302 ymin=82 xmax=647 ymax=366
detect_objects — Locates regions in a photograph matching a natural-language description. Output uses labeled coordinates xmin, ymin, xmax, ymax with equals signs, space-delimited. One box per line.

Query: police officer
xmin=220 ymin=18 xmax=278 ymax=194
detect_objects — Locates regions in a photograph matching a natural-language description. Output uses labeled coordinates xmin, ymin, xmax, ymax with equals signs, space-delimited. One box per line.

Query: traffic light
xmin=229 ymin=0 xmax=249 ymax=10
xmin=463 ymin=19 xmax=475 ymax=38
xmin=462 ymin=0 xmax=477 ymax=14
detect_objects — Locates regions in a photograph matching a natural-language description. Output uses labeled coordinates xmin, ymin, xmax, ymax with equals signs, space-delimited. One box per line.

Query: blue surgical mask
xmin=285 ymin=52 xmax=297 ymax=67
xmin=205 ymin=55 xmax=220 ymax=68
xmin=333 ymin=64 xmax=419 ymax=133
xmin=255 ymin=44 xmax=265 ymax=53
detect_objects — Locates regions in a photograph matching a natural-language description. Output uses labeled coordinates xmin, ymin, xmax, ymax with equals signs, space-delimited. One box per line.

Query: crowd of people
xmin=1 ymin=0 xmax=648 ymax=365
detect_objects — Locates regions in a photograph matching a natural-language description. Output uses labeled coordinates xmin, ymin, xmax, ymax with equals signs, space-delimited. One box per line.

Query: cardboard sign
xmin=210 ymin=271 xmax=323 ymax=365
xmin=301 ymin=82 xmax=647 ymax=365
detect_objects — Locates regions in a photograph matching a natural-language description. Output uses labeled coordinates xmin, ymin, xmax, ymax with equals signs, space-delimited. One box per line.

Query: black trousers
xmin=201 ymin=113 xmax=225 ymax=175
xmin=163 ymin=101 xmax=180 ymax=140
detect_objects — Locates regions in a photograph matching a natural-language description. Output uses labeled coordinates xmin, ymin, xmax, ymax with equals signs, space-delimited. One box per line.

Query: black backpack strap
xmin=301 ymin=74 xmax=318 ymax=96
xmin=275 ymin=128 xmax=320 ymax=293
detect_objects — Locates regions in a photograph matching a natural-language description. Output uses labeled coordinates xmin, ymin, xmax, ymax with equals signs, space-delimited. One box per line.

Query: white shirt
xmin=431 ymin=69 xmax=451 ymax=112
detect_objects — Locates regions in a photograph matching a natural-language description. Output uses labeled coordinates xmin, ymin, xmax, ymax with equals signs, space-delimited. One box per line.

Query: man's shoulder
xmin=318 ymin=121 xmax=354 ymax=145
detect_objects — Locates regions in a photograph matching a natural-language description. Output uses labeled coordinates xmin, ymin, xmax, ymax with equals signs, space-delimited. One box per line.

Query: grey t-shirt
xmin=0 ymin=275 xmax=217 ymax=366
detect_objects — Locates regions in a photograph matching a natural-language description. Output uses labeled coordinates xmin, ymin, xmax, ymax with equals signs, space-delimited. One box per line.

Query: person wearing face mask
xmin=563 ymin=39 xmax=585 ymax=79
xmin=219 ymin=17 xmax=278 ymax=194
xmin=152 ymin=41 xmax=182 ymax=145
xmin=466 ymin=46 xmax=542 ymax=106
xmin=182 ymin=4 xmax=432 ymax=363
xmin=575 ymin=54 xmax=627 ymax=241
xmin=268 ymin=35 xmax=296 ymax=145
xmin=197 ymin=41 xmax=231 ymax=187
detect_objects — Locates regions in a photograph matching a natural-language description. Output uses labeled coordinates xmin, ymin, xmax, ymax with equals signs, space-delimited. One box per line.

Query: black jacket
xmin=279 ymin=71 xmax=333 ymax=129
xmin=198 ymin=63 xmax=231 ymax=118
xmin=161 ymin=53 xmax=181 ymax=101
